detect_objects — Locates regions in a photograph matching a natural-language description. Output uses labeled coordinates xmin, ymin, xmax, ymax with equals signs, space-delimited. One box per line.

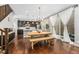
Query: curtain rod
xmin=44 ymin=4 xmax=78 ymax=19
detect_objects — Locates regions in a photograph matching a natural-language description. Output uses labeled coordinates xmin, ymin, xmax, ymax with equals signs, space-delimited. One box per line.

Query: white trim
xmin=0 ymin=4 xmax=5 ymax=6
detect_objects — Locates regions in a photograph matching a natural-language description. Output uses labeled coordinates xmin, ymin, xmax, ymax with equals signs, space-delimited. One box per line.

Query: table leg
xmin=48 ymin=40 xmax=51 ymax=47
xmin=45 ymin=40 xmax=48 ymax=43
xmin=32 ymin=42 xmax=34 ymax=49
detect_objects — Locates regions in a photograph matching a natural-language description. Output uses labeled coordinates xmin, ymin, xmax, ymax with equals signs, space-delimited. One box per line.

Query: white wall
xmin=0 ymin=12 xmax=14 ymax=28
xmin=0 ymin=12 xmax=18 ymax=38
xmin=75 ymin=5 xmax=79 ymax=43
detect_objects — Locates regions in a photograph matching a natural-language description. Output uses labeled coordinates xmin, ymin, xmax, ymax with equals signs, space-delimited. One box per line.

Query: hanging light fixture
xmin=38 ymin=6 xmax=40 ymax=21
xmin=38 ymin=6 xmax=44 ymax=21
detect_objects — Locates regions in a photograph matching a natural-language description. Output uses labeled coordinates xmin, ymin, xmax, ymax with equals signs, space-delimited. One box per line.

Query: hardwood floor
xmin=8 ymin=38 xmax=79 ymax=54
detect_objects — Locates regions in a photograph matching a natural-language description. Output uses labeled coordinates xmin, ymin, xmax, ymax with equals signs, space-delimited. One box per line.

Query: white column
xmin=49 ymin=15 xmax=57 ymax=38
xmin=57 ymin=14 xmax=61 ymax=39
xmin=75 ymin=6 xmax=79 ymax=43
xmin=59 ymin=7 xmax=73 ymax=43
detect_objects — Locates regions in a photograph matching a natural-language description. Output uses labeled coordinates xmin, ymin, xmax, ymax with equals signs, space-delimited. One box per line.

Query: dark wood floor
xmin=8 ymin=38 xmax=79 ymax=54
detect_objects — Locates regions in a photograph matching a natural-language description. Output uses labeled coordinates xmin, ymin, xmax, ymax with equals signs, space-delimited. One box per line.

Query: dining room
xmin=0 ymin=4 xmax=79 ymax=54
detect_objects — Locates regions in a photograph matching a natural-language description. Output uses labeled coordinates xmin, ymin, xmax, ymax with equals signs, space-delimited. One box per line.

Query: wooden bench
xmin=29 ymin=36 xmax=53 ymax=49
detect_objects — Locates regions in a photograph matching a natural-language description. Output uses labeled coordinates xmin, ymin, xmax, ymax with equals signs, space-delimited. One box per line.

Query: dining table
xmin=27 ymin=31 xmax=53 ymax=49
xmin=27 ymin=31 xmax=51 ymax=36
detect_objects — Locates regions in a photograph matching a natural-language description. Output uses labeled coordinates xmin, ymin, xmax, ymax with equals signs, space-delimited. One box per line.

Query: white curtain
xmin=49 ymin=15 xmax=57 ymax=38
xmin=59 ymin=7 xmax=73 ymax=42
xmin=41 ymin=20 xmax=46 ymax=31
xmin=41 ymin=19 xmax=48 ymax=31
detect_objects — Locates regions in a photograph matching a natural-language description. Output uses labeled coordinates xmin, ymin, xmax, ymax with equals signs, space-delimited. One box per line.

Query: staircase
xmin=0 ymin=4 xmax=12 ymax=22
xmin=0 ymin=4 xmax=13 ymax=54
xmin=0 ymin=28 xmax=9 ymax=54
xmin=0 ymin=29 xmax=5 ymax=54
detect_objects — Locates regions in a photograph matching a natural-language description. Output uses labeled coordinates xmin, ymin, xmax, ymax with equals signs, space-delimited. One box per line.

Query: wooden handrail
xmin=0 ymin=29 xmax=6 ymax=33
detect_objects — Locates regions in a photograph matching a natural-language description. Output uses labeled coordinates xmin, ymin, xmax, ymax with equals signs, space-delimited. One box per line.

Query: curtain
xmin=59 ymin=7 xmax=73 ymax=42
xmin=74 ymin=6 xmax=79 ymax=44
xmin=49 ymin=15 xmax=57 ymax=38
xmin=41 ymin=20 xmax=46 ymax=31
xmin=41 ymin=19 xmax=48 ymax=31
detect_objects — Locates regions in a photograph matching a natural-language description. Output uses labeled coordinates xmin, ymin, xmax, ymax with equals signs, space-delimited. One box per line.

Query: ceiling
xmin=9 ymin=4 xmax=73 ymax=20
